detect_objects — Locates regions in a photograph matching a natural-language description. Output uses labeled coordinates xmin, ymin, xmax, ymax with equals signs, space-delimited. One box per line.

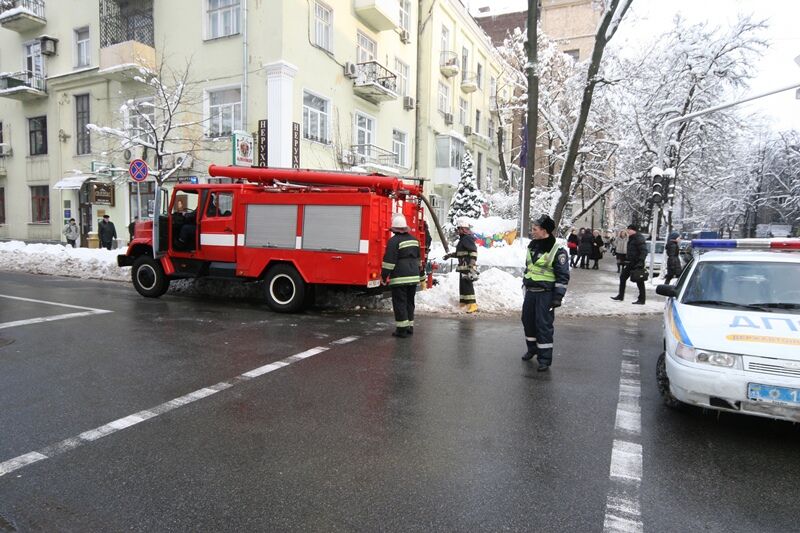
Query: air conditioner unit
xmin=399 ymin=30 xmax=411 ymax=44
xmin=464 ymin=125 xmax=473 ymax=136
xmin=344 ymin=62 xmax=358 ymax=79
xmin=340 ymin=150 xmax=354 ymax=165
xmin=403 ymin=96 xmax=415 ymax=110
xmin=164 ymin=154 xmax=193 ymax=169
xmin=0 ymin=144 xmax=12 ymax=157
xmin=123 ymin=145 xmax=149 ymax=163
xmin=444 ymin=113 xmax=453 ymax=125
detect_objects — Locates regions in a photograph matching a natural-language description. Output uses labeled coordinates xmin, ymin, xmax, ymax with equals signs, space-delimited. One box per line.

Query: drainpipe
xmin=242 ymin=0 xmax=248 ymax=131
xmin=413 ymin=0 xmax=424 ymax=177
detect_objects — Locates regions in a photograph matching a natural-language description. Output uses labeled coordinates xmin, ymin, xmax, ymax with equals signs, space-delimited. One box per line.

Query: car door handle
xmin=332 ymin=256 xmax=343 ymax=260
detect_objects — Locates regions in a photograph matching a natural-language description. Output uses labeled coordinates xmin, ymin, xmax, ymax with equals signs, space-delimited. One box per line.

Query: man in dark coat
xmin=98 ymin=215 xmax=117 ymax=250
xmin=443 ymin=217 xmax=479 ymax=313
xmin=611 ymin=224 xmax=646 ymax=304
xmin=664 ymin=232 xmax=683 ymax=284
xmin=382 ymin=213 xmax=422 ymax=338
xmin=578 ymin=228 xmax=593 ymax=269
xmin=521 ymin=214 xmax=570 ymax=371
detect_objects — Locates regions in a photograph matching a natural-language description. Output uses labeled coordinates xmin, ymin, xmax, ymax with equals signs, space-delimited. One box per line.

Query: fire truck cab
xmin=118 ymin=165 xmax=429 ymax=312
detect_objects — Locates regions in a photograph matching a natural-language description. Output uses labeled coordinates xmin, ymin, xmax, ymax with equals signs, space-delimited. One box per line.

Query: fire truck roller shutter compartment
xmin=246 ymin=205 xmax=298 ymax=249
xmin=302 ymin=205 xmax=363 ymax=253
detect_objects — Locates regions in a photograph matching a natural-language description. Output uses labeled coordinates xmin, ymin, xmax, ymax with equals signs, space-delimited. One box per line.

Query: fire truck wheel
xmin=132 ymin=255 xmax=169 ymax=298
xmin=265 ymin=264 xmax=307 ymax=312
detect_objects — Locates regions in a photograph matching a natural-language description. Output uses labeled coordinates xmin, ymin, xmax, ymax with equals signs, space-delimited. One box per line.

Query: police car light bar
xmin=692 ymin=238 xmax=800 ymax=250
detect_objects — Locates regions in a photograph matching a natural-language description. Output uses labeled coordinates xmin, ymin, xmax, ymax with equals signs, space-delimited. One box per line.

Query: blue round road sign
xmin=129 ymin=159 xmax=149 ymax=182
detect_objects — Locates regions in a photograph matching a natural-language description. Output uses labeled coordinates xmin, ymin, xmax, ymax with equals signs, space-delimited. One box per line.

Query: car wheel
xmin=264 ymin=264 xmax=307 ymax=313
xmin=132 ymin=255 xmax=169 ymax=298
xmin=656 ymin=351 xmax=683 ymax=409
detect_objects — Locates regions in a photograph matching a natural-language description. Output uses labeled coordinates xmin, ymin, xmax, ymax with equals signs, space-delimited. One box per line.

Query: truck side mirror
xmin=656 ymin=284 xmax=677 ymax=298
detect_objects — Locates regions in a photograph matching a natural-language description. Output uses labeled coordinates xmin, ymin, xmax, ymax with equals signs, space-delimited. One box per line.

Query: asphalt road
xmin=0 ymin=272 xmax=798 ymax=532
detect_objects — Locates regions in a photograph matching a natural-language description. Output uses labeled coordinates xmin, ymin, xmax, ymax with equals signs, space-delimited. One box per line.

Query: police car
xmin=655 ymin=239 xmax=800 ymax=422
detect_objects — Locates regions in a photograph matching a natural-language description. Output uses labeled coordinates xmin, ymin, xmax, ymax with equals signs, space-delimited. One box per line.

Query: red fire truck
xmin=118 ymin=165 xmax=437 ymax=312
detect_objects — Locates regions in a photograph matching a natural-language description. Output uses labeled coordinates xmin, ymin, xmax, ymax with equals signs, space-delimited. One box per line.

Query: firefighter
xmin=443 ymin=217 xmax=479 ymax=313
xmin=382 ymin=213 xmax=421 ymax=338
xmin=521 ymin=214 xmax=570 ymax=371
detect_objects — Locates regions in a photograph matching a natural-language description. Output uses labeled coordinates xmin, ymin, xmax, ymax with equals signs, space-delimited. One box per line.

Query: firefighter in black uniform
xmin=443 ymin=217 xmax=479 ymax=313
xmin=521 ymin=215 xmax=570 ymax=371
xmin=382 ymin=213 xmax=422 ymax=338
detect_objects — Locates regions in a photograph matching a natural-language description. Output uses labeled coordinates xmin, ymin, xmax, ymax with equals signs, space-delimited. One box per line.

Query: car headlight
xmin=674 ymin=342 xmax=740 ymax=368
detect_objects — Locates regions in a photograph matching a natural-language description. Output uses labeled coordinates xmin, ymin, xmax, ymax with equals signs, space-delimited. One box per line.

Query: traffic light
xmin=666 ymin=177 xmax=676 ymax=202
xmin=651 ymin=173 xmax=664 ymax=205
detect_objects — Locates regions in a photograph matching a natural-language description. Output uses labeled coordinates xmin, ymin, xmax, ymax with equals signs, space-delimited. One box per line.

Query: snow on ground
xmin=0 ymin=240 xmax=665 ymax=317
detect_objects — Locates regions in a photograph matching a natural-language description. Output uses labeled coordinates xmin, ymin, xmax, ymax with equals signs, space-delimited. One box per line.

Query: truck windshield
xmin=681 ymin=261 xmax=800 ymax=311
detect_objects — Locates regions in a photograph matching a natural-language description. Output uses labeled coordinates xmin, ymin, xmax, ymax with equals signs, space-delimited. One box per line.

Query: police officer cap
xmin=533 ymin=214 xmax=556 ymax=234
xmin=627 ymin=224 xmax=638 ymax=231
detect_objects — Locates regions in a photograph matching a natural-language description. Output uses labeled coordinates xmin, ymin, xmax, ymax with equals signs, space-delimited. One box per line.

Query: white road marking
xmin=0 ymin=336 xmax=358 ymax=479
xmin=603 ymin=348 xmax=644 ymax=533
xmin=0 ymin=294 xmax=112 ymax=330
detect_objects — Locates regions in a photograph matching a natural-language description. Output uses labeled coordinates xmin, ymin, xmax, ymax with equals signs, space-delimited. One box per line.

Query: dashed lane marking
xmin=0 ymin=337 xmax=358 ymax=479
xmin=0 ymin=294 xmax=112 ymax=330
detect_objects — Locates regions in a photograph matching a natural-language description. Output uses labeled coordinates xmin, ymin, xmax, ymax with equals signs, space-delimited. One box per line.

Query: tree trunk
xmin=497 ymin=127 xmax=510 ymax=193
xmin=522 ymin=0 xmax=539 ymax=234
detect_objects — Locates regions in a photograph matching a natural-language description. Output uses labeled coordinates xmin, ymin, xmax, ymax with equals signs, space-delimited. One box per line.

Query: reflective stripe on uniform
xmin=526 ymin=337 xmax=537 ymax=341
xmin=389 ymin=275 xmax=420 ymax=285
xmin=382 ymin=262 xmax=395 ymax=270
xmin=555 ymin=283 xmax=567 ymax=289
xmin=398 ymin=240 xmax=419 ymax=249
xmin=525 ymin=242 xmax=560 ymax=282
xmin=396 ymin=320 xmax=411 ymax=327
xmin=536 ymin=342 xmax=553 ymax=348
xmin=460 ymin=294 xmax=476 ymax=301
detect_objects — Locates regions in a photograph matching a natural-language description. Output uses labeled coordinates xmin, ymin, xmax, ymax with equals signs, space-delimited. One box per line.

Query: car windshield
xmin=681 ymin=261 xmax=800 ymax=311
xmin=648 ymin=242 xmax=665 ymax=254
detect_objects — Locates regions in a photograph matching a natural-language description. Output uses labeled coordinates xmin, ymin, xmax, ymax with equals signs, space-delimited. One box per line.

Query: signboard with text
xmin=258 ymin=119 xmax=268 ymax=167
xmin=292 ymin=122 xmax=300 ymax=169
xmin=232 ymin=131 xmax=254 ymax=167
xmin=91 ymin=183 xmax=115 ymax=206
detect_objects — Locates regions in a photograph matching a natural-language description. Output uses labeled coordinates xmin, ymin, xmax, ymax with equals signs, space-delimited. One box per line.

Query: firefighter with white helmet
xmin=381 ymin=213 xmax=422 ymax=338
xmin=443 ymin=217 xmax=479 ymax=313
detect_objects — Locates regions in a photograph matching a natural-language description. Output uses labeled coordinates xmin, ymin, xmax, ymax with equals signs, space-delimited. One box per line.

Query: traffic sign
xmin=129 ymin=159 xmax=149 ymax=182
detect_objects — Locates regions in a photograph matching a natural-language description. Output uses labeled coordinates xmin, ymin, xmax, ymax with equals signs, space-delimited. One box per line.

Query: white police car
xmin=655 ymin=239 xmax=800 ymax=422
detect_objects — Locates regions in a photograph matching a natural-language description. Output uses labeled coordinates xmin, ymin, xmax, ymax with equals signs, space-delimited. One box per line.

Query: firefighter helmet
xmin=391 ymin=213 xmax=409 ymax=230
xmin=455 ymin=217 xmax=473 ymax=229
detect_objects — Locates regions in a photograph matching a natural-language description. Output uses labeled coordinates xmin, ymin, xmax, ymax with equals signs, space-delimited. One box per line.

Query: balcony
xmin=0 ymin=0 xmax=46 ymax=33
xmin=440 ymin=51 xmax=460 ymax=78
xmin=460 ymin=73 xmax=478 ymax=93
xmin=353 ymin=61 xmax=398 ymax=104
xmin=98 ymin=0 xmax=155 ymax=80
xmin=349 ymin=144 xmax=403 ymax=174
xmin=0 ymin=71 xmax=46 ymax=101
xmin=354 ymin=0 xmax=398 ymax=31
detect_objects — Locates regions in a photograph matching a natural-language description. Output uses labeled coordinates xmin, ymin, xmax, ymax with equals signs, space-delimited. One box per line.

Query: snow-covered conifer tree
xmin=447 ymin=151 xmax=485 ymax=225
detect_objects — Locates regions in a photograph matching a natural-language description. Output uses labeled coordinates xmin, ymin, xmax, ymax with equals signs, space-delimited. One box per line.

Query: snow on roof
xmin=0 ymin=6 xmax=39 ymax=22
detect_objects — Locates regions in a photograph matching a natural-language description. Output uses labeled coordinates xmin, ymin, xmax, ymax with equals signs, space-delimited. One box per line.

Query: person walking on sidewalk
xmin=443 ymin=217 xmax=479 ymax=313
xmin=521 ymin=215 xmax=570 ymax=371
xmin=611 ymin=224 xmax=646 ymax=304
xmin=381 ymin=213 xmax=421 ymax=338
xmin=98 ymin=215 xmax=117 ymax=250
xmin=567 ymin=229 xmax=579 ymax=267
xmin=578 ymin=228 xmax=593 ymax=269
xmin=63 ymin=218 xmax=80 ymax=248
xmin=614 ymin=229 xmax=628 ymax=273
xmin=591 ymin=229 xmax=604 ymax=269
xmin=664 ymin=232 xmax=683 ymax=284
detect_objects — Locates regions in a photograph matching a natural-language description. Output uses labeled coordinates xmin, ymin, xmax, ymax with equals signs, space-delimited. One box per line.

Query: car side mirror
xmin=656 ymin=284 xmax=677 ymax=298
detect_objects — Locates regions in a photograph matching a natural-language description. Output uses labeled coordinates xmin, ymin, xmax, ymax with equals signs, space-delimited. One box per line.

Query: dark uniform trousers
xmin=459 ymin=276 xmax=475 ymax=304
xmin=521 ymin=288 xmax=555 ymax=365
xmin=618 ymin=263 xmax=645 ymax=301
xmin=391 ymin=284 xmax=417 ymax=327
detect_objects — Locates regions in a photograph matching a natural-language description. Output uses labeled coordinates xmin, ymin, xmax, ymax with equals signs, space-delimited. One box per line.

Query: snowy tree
xmin=447 ymin=151 xmax=486 ymax=225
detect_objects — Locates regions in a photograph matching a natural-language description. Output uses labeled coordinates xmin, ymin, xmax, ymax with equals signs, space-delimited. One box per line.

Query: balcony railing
xmin=439 ymin=51 xmax=460 ymax=77
xmin=350 ymin=144 xmax=403 ymax=172
xmin=0 ymin=0 xmax=45 ymax=17
xmin=353 ymin=61 xmax=398 ymax=104
xmin=100 ymin=0 xmax=154 ymax=48
xmin=460 ymin=72 xmax=478 ymax=93
xmin=0 ymin=71 xmax=47 ymax=100
xmin=0 ymin=0 xmax=46 ymax=31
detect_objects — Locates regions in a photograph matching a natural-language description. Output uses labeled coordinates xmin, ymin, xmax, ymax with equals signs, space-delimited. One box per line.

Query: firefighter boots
xmin=466 ymin=303 xmax=478 ymax=313
xmin=392 ymin=327 xmax=409 ymax=338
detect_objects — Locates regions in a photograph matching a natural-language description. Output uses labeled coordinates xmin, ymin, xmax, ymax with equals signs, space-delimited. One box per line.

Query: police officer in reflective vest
xmin=521 ymin=214 xmax=570 ymax=371
xmin=382 ymin=213 xmax=421 ymax=338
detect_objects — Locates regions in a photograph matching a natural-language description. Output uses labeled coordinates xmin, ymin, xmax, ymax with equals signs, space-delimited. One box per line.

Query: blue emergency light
xmin=691 ymin=238 xmax=800 ymax=250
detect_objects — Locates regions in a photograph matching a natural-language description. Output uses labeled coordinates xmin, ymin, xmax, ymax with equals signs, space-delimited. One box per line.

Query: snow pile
xmin=471 ymin=216 xmax=518 ymax=235
xmin=417 ymin=268 xmax=523 ymax=314
xmin=0 ymin=241 xmax=128 ymax=281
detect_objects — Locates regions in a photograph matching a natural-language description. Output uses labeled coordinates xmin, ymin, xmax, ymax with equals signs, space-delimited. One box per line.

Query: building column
xmin=265 ymin=60 xmax=298 ymax=168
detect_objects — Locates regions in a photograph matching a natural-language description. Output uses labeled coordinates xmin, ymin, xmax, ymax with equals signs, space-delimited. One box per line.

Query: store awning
xmin=53 ymin=174 xmax=93 ymax=190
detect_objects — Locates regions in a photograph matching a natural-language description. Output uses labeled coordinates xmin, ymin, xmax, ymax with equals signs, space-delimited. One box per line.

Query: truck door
xmin=198 ymin=190 xmax=237 ymax=264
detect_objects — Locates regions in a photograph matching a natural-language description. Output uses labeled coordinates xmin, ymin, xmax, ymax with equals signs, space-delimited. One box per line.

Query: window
xmin=24 ymin=41 xmax=44 ymax=90
xmin=0 ymin=187 xmax=5 ymax=224
xmin=129 ymin=182 xmax=156 ymax=219
xmin=475 ymin=110 xmax=481 ymax=133
xmin=75 ymin=94 xmax=91 ymax=155
xmin=314 ymin=1 xmax=332 ymax=52
xmin=435 ymin=135 xmax=464 ymax=168
xmin=441 ymin=26 xmax=449 ymax=53
xmin=392 ymin=129 xmax=407 ymax=167
xmin=489 ymin=76 xmax=496 ymax=99
xmin=207 ymin=87 xmax=242 ymax=137
xmin=30 ymin=186 xmax=49 ymax=223
xmin=354 ymin=112 xmax=375 ymax=153
xmin=75 ymin=27 xmax=90 ymax=67
xmin=207 ymin=0 xmax=240 ymax=39
xmin=303 ymin=91 xmax=330 ymax=144
xmin=565 ymin=49 xmax=580 ymax=61
xmin=128 ymin=97 xmax=156 ymax=145
xmin=487 ymin=167 xmax=493 ymax=189
xmin=207 ymin=192 xmax=233 ymax=217
xmin=394 ymin=59 xmax=409 ymax=96
xmin=357 ymin=31 xmax=376 ymax=63
xmin=488 ymin=118 xmax=495 ymax=141
xmin=461 ymin=46 xmax=469 ymax=81
xmin=476 ymin=63 xmax=483 ymax=89
xmin=437 ymin=81 xmax=449 ymax=114
xmin=399 ymin=0 xmax=411 ymax=32
xmin=458 ymin=98 xmax=468 ymax=125
xmin=28 ymin=116 xmax=47 ymax=155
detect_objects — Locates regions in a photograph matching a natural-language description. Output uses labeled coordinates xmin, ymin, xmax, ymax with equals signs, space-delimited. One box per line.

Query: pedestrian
xmin=63 ymin=218 xmax=79 ymax=248
xmin=615 ymin=229 xmax=628 ymax=273
xmin=98 ymin=214 xmax=117 ymax=250
xmin=567 ymin=228 xmax=579 ymax=267
xmin=381 ymin=213 xmax=421 ymax=338
xmin=591 ymin=229 xmax=604 ymax=269
xmin=521 ymin=214 xmax=570 ymax=371
xmin=578 ymin=228 xmax=593 ymax=269
xmin=443 ymin=217 xmax=479 ymax=313
xmin=664 ymin=232 xmax=683 ymax=284
xmin=128 ymin=216 xmax=139 ymax=242
xmin=611 ymin=224 xmax=646 ymax=304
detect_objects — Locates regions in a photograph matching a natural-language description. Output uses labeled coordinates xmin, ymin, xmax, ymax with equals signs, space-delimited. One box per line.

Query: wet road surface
xmin=0 ymin=272 xmax=798 ymax=532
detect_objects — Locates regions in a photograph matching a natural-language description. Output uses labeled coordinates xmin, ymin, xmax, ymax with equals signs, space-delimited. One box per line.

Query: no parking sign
xmin=129 ymin=159 xmax=149 ymax=182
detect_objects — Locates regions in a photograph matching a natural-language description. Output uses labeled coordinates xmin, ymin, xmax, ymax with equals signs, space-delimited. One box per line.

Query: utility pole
xmin=521 ymin=0 xmax=539 ymax=235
